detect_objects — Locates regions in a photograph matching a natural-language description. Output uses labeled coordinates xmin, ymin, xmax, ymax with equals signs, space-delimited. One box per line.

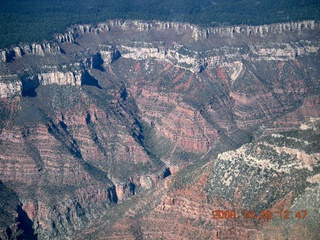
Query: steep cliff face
xmin=51 ymin=19 xmax=318 ymax=44
xmin=0 ymin=76 xmax=21 ymax=98
xmin=76 ymin=119 xmax=320 ymax=239
xmin=0 ymin=19 xmax=319 ymax=238
xmin=0 ymin=42 xmax=61 ymax=62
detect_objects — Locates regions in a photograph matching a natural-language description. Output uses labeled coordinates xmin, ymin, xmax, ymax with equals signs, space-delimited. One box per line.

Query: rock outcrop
xmin=75 ymin=119 xmax=320 ymax=240
xmin=0 ymin=75 xmax=22 ymax=98
xmin=0 ymin=42 xmax=61 ymax=62
xmin=51 ymin=19 xmax=320 ymax=73
xmin=0 ymin=64 xmax=84 ymax=98
xmin=54 ymin=19 xmax=319 ymax=43
xmin=0 ymin=19 xmax=319 ymax=239
xmin=37 ymin=70 xmax=82 ymax=86
xmin=99 ymin=45 xmax=121 ymax=66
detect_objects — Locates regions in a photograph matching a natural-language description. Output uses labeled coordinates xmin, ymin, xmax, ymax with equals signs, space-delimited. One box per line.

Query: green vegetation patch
xmin=1 ymin=0 xmax=320 ymax=48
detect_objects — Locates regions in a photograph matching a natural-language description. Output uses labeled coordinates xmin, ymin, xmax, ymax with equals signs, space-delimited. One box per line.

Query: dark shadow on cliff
xmin=22 ymin=88 xmax=37 ymax=97
xmin=0 ymin=181 xmax=23 ymax=239
xmin=163 ymin=168 xmax=171 ymax=178
xmin=21 ymin=76 xmax=40 ymax=97
xmin=17 ymin=205 xmax=38 ymax=240
xmin=81 ymin=71 xmax=102 ymax=89
xmin=92 ymin=53 xmax=105 ymax=71
xmin=107 ymin=186 xmax=118 ymax=204
xmin=120 ymin=85 xmax=128 ymax=101
xmin=129 ymin=182 xmax=136 ymax=195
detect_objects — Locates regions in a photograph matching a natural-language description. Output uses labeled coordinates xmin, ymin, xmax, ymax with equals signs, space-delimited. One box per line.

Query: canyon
xmin=0 ymin=19 xmax=319 ymax=239
xmin=76 ymin=118 xmax=320 ymax=239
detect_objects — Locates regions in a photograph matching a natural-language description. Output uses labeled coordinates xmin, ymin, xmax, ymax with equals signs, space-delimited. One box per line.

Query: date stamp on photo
xmin=212 ymin=209 xmax=307 ymax=220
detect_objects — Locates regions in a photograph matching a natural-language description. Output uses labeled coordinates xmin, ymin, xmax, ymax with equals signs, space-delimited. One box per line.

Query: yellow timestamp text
xmin=212 ymin=209 xmax=307 ymax=220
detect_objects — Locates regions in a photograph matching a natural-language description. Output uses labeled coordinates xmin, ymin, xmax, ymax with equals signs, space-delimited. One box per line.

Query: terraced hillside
xmin=0 ymin=20 xmax=319 ymax=239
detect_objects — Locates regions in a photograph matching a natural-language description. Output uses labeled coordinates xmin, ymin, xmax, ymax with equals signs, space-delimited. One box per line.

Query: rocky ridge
xmin=0 ymin=19 xmax=319 ymax=239
xmin=52 ymin=20 xmax=318 ymax=43
xmin=75 ymin=118 xmax=320 ymax=239
xmin=0 ymin=20 xmax=319 ymax=98
xmin=0 ymin=42 xmax=62 ymax=63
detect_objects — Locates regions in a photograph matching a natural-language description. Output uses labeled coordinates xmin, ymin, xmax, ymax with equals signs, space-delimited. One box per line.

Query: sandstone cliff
xmin=0 ymin=19 xmax=319 ymax=238
xmin=75 ymin=119 xmax=320 ymax=239
xmin=52 ymin=19 xmax=318 ymax=44
xmin=0 ymin=75 xmax=22 ymax=98
xmin=0 ymin=42 xmax=61 ymax=62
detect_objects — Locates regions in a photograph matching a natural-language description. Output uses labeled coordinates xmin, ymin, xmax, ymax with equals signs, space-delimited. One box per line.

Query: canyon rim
xmin=0 ymin=19 xmax=319 ymax=239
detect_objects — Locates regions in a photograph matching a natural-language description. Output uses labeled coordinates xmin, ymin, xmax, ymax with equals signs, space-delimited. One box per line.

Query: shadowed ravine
xmin=0 ymin=19 xmax=319 ymax=239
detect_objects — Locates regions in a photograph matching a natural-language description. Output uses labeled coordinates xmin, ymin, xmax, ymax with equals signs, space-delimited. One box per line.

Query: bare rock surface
xmin=0 ymin=19 xmax=319 ymax=239
xmin=76 ymin=119 xmax=320 ymax=239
